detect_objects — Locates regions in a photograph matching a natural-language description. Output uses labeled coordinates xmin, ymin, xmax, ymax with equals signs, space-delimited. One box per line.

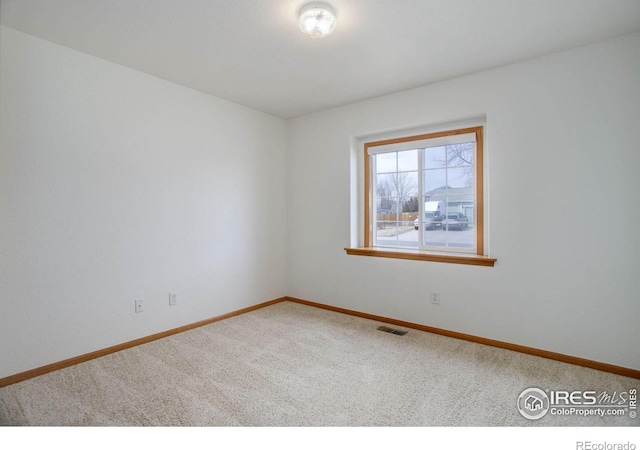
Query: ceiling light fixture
xmin=298 ymin=2 xmax=337 ymax=38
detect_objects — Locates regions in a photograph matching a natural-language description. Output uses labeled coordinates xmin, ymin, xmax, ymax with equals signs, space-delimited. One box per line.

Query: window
xmin=346 ymin=125 xmax=496 ymax=266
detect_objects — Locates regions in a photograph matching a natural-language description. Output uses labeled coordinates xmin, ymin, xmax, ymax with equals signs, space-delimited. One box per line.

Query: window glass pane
xmin=421 ymin=196 xmax=446 ymax=226
xmin=397 ymin=149 xmax=418 ymax=172
xmin=375 ymin=221 xmax=418 ymax=248
xmin=441 ymin=205 xmax=474 ymax=249
xmin=398 ymin=196 xmax=418 ymax=248
xmin=376 ymin=220 xmax=397 ymax=232
xmin=445 ymin=143 xmax=474 ymax=168
xmin=375 ymin=204 xmax=397 ymax=219
xmin=375 ymin=195 xmax=397 ymax=244
xmin=377 ymin=172 xmax=418 ymax=198
xmin=376 ymin=173 xmax=395 ymax=210
xmin=376 ymin=191 xmax=396 ymax=215
xmin=375 ymin=152 xmax=396 ymax=174
xmin=400 ymin=196 xmax=419 ymax=215
xmin=424 ymin=146 xmax=447 ymax=169
xmin=423 ymin=221 xmax=447 ymax=248
xmin=446 ymin=190 xmax=474 ymax=220
xmin=397 ymin=171 xmax=418 ymax=197
xmin=423 ymin=168 xmax=447 ymax=193
xmin=447 ymin=167 xmax=474 ymax=189
xmin=375 ymin=225 xmax=397 ymax=246
xmin=374 ymin=195 xmax=418 ymax=248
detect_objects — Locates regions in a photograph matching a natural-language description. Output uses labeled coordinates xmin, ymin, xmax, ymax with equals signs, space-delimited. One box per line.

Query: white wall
xmin=2 ymin=25 xmax=638 ymax=380
xmin=287 ymin=33 xmax=640 ymax=370
xmin=0 ymin=26 xmax=288 ymax=378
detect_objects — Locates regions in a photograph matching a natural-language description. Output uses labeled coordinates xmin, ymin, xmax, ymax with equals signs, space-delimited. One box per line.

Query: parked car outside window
xmin=414 ymin=212 xmax=444 ymax=230
xmin=441 ymin=213 xmax=469 ymax=230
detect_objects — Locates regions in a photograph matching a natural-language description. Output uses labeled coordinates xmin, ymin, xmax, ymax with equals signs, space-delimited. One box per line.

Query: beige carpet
xmin=0 ymin=301 xmax=638 ymax=426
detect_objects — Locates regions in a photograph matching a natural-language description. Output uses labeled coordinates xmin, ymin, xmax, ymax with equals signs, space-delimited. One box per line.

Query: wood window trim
xmin=346 ymin=125 xmax=496 ymax=267
xmin=344 ymin=246 xmax=496 ymax=266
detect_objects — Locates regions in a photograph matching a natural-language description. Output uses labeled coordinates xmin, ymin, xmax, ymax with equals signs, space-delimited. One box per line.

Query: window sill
xmin=344 ymin=247 xmax=497 ymax=267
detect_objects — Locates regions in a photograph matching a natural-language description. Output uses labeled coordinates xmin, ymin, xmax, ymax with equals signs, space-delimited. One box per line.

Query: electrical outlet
xmin=431 ymin=292 xmax=440 ymax=305
xmin=135 ymin=299 xmax=144 ymax=313
xmin=169 ymin=293 xmax=177 ymax=306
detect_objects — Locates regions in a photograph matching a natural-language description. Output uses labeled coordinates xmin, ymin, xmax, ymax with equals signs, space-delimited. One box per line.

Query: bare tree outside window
xmin=434 ymin=143 xmax=474 ymax=187
xmin=376 ymin=171 xmax=418 ymax=212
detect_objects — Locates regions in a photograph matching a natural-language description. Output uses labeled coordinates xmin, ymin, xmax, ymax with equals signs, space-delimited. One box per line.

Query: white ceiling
xmin=2 ymin=0 xmax=640 ymax=118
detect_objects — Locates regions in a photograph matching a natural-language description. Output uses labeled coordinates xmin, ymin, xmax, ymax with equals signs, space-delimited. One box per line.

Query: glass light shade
xmin=298 ymin=3 xmax=337 ymax=38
